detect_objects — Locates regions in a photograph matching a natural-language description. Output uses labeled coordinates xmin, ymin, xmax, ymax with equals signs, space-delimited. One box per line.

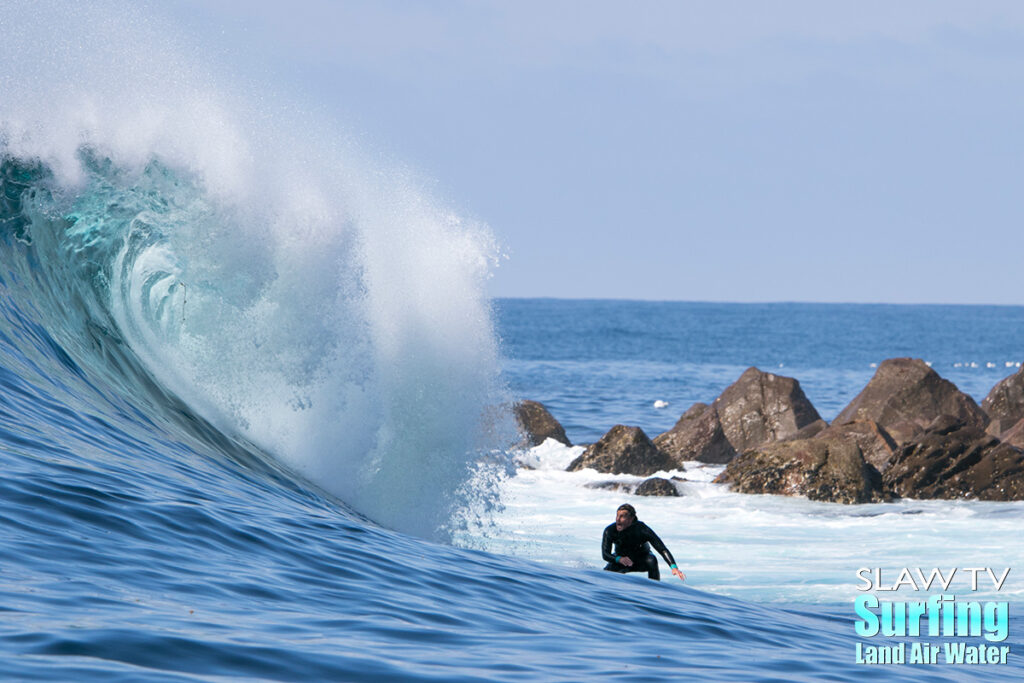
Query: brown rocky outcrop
xmin=513 ymin=400 xmax=571 ymax=447
xmin=655 ymin=367 xmax=822 ymax=464
xmin=833 ymin=358 xmax=988 ymax=444
xmin=635 ymin=477 xmax=679 ymax=496
xmin=815 ymin=420 xmax=899 ymax=472
xmin=883 ymin=416 xmax=1024 ymax=501
xmin=653 ymin=402 xmax=735 ymax=464
xmin=567 ymin=425 xmax=676 ymax=475
xmin=982 ymin=366 xmax=1024 ymax=435
xmin=713 ymin=437 xmax=889 ymax=504
xmin=716 ymin=367 xmax=824 ymax=451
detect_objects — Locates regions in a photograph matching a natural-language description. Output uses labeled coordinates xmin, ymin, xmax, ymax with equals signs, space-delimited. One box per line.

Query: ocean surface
xmin=4 ymin=255 xmax=1024 ymax=681
xmin=3 ymin=4 xmax=1024 ymax=680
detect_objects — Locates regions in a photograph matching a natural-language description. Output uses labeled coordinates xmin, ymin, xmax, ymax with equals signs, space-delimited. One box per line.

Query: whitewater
xmin=2 ymin=3 xmax=1023 ymax=680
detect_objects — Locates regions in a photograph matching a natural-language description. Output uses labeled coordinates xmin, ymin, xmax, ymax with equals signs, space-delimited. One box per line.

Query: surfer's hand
xmin=672 ymin=568 xmax=685 ymax=581
xmin=619 ymin=557 xmax=633 ymax=567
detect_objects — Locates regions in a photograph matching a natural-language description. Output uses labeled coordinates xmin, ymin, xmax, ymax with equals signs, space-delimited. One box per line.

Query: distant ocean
xmin=495 ymin=298 xmax=1024 ymax=442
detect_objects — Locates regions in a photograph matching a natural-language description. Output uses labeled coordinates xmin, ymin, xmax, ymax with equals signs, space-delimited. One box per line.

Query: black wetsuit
xmin=602 ymin=520 xmax=677 ymax=580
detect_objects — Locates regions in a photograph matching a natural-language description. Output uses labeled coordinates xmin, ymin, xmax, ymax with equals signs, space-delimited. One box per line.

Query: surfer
xmin=602 ymin=503 xmax=685 ymax=581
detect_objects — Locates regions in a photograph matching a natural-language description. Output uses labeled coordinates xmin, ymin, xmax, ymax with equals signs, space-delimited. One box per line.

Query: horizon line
xmin=490 ymin=295 xmax=1024 ymax=307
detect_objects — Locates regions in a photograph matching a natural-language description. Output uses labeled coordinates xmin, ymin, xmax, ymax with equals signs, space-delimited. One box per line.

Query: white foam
xmin=513 ymin=440 xmax=585 ymax=471
xmin=456 ymin=456 xmax=1024 ymax=603
xmin=2 ymin=1 xmax=509 ymax=540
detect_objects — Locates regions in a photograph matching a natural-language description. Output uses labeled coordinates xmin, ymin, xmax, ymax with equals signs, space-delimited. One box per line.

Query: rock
xmin=833 ymin=358 xmax=988 ymax=444
xmin=878 ymin=420 xmax=925 ymax=448
xmin=1001 ymin=417 xmax=1024 ymax=450
xmin=981 ymin=366 xmax=1024 ymax=435
xmin=513 ymin=400 xmax=571 ymax=447
xmin=583 ymin=481 xmax=632 ymax=492
xmin=654 ymin=367 xmax=822 ymax=464
xmin=883 ymin=416 xmax=1024 ymax=501
xmin=715 ymin=367 xmax=824 ymax=451
xmin=816 ymin=420 xmax=899 ymax=472
xmin=653 ymin=402 xmax=735 ymax=464
xmin=713 ymin=438 xmax=889 ymax=504
xmin=787 ymin=418 xmax=829 ymax=441
xmin=567 ymin=425 xmax=676 ymax=476
xmin=635 ymin=477 xmax=679 ymax=496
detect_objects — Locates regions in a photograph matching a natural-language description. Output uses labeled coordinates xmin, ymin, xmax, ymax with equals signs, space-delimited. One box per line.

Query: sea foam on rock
xmin=567 ymin=425 xmax=676 ymax=476
xmin=654 ymin=367 xmax=821 ymax=464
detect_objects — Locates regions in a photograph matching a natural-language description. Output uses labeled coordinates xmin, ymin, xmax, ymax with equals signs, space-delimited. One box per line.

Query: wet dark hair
xmin=616 ymin=503 xmax=636 ymax=518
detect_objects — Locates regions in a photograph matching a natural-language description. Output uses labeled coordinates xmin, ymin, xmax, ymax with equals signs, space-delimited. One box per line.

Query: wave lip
xmin=1 ymin=118 xmax=508 ymax=540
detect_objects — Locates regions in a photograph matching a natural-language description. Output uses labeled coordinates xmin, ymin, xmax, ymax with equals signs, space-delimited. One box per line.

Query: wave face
xmin=0 ymin=2 xmax=510 ymax=540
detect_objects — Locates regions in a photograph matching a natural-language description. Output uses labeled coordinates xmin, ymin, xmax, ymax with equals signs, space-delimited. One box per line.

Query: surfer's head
xmin=615 ymin=503 xmax=636 ymax=531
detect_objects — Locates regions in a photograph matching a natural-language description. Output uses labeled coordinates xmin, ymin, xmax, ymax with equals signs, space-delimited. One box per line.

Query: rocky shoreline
xmin=514 ymin=358 xmax=1024 ymax=503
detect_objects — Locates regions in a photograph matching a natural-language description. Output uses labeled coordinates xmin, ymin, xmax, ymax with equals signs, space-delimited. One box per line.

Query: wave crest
xmin=1 ymin=134 xmax=510 ymax=540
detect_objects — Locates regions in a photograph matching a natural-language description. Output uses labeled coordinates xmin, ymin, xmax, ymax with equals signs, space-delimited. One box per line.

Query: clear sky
xmin=160 ymin=1 xmax=1024 ymax=304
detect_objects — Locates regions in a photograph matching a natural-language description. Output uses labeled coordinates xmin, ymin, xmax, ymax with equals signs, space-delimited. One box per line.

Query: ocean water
xmin=476 ymin=300 xmax=1024 ymax=609
xmin=3 ymin=4 xmax=1024 ymax=681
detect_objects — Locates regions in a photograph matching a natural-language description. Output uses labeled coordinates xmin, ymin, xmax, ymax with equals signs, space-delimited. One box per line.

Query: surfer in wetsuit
xmin=602 ymin=503 xmax=685 ymax=581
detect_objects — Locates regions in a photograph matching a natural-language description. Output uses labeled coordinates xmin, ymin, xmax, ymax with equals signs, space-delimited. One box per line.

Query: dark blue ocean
xmin=3 ymin=241 xmax=1024 ymax=680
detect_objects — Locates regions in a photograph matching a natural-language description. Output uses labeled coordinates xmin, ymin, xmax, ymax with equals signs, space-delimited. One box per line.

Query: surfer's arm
xmin=642 ymin=526 xmax=675 ymax=565
xmin=601 ymin=526 xmax=620 ymax=564
xmin=643 ymin=526 xmax=685 ymax=580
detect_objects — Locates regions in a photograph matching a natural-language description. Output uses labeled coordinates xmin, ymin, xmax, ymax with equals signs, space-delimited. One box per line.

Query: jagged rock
xmin=713 ymin=438 xmax=889 ymax=504
xmin=715 ymin=367 xmax=823 ymax=450
xmin=833 ymin=358 xmax=988 ymax=444
xmin=567 ymin=425 xmax=676 ymax=476
xmin=982 ymin=366 xmax=1024 ymax=435
xmin=654 ymin=367 xmax=822 ymax=464
xmin=513 ymin=400 xmax=571 ymax=447
xmin=635 ymin=477 xmax=679 ymax=496
xmin=653 ymin=402 xmax=735 ymax=464
xmin=816 ymin=420 xmax=899 ymax=472
xmin=883 ymin=416 xmax=1024 ymax=501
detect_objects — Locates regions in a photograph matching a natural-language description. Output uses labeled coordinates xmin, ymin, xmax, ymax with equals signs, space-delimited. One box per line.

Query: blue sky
xmin=162 ymin=2 xmax=1024 ymax=304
